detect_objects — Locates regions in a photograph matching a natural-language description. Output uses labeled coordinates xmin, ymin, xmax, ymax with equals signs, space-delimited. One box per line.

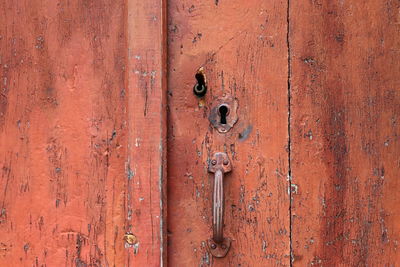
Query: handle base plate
xmin=207 ymin=237 xmax=231 ymax=258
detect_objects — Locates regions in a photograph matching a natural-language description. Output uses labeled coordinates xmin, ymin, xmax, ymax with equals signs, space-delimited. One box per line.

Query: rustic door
xmin=168 ymin=0 xmax=400 ymax=266
xmin=1 ymin=0 xmax=399 ymax=267
xmin=167 ymin=0 xmax=290 ymax=266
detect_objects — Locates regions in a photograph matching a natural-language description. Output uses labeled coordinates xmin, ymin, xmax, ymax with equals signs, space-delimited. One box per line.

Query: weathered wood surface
xmin=125 ymin=0 xmax=167 ymax=266
xmin=0 ymin=0 xmax=166 ymax=266
xmin=167 ymin=0 xmax=290 ymax=266
xmin=290 ymin=0 xmax=400 ymax=266
xmin=1 ymin=0 xmax=399 ymax=266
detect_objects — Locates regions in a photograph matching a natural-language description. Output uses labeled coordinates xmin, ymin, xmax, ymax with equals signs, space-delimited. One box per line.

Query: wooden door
xmin=1 ymin=0 xmax=399 ymax=266
xmin=167 ymin=0 xmax=290 ymax=266
xmin=167 ymin=0 xmax=400 ymax=266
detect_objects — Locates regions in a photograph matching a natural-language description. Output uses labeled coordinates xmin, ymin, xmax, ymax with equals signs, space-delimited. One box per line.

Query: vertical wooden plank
xmin=0 ymin=0 xmax=128 ymax=266
xmin=290 ymin=0 xmax=400 ymax=265
xmin=167 ymin=1 xmax=290 ymax=266
xmin=125 ymin=0 xmax=167 ymax=265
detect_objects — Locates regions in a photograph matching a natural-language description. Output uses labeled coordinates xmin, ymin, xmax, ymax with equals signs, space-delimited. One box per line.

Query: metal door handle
xmin=207 ymin=152 xmax=232 ymax=258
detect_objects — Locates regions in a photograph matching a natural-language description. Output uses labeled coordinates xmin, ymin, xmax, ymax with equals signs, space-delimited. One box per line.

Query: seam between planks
xmin=286 ymin=0 xmax=293 ymax=266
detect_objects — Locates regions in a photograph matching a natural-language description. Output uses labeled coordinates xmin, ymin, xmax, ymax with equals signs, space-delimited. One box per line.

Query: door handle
xmin=207 ymin=152 xmax=232 ymax=258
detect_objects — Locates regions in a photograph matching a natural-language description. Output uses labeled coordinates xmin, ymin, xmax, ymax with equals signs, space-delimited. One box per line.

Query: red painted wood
xmin=167 ymin=1 xmax=290 ymax=266
xmin=125 ymin=0 xmax=167 ymax=265
xmin=0 ymin=0 xmax=128 ymax=266
xmin=1 ymin=0 xmax=398 ymax=266
xmin=290 ymin=0 xmax=400 ymax=265
xmin=0 ymin=0 xmax=166 ymax=266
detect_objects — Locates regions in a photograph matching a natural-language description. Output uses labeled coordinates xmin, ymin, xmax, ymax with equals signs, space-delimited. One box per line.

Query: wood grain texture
xmin=125 ymin=0 xmax=167 ymax=265
xmin=167 ymin=1 xmax=290 ymax=266
xmin=290 ymin=0 xmax=400 ymax=266
xmin=0 ymin=0 xmax=166 ymax=266
xmin=0 ymin=0 xmax=128 ymax=266
xmin=2 ymin=0 xmax=398 ymax=266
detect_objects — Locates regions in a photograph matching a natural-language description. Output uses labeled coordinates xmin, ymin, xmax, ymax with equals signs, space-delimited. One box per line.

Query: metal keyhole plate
xmin=209 ymin=95 xmax=238 ymax=133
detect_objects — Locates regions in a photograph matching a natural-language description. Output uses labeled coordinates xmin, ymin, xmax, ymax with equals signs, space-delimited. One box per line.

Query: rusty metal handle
xmin=213 ymin=169 xmax=224 ymax=243
xmin=207 ymin=152 xmax=232 ymax=258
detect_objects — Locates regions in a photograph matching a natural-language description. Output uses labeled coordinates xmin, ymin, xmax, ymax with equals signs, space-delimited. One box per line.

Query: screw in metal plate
xmin=211 ymin=160 xmax=217 ymax=165
xmin=210 ymin=243 xmax=217 ymax=249
xmin=223 ymin=160 xmax=229 ymax=165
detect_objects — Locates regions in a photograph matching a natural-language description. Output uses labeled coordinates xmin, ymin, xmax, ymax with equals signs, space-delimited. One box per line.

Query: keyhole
xmin=193 ymin=68 xmax=207 ymax=97
xmin=219 ymin=105 xmax=229 ymax=124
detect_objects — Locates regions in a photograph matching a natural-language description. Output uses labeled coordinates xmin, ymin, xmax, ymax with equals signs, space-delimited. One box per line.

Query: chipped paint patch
xmin=289 ymin=184 xmax=298 ymax=195
xmin=125 ymin=164 xmax=135 ymax=180
xmin=135 ymin=138 xmax=141 ymax=147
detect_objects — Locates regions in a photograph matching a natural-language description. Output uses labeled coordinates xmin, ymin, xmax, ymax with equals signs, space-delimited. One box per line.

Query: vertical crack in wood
xmin=160 ymin=0 xmax=168 ymax=265
xmin=287 ymin=0 xmax=293 ymax=266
